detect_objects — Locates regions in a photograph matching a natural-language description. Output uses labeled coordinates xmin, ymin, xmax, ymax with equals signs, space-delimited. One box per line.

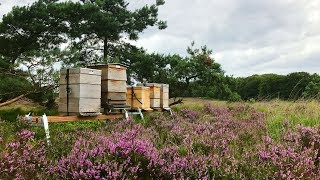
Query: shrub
xmin=51 ymin=128 xmax=163 ymax=179
xmin=0 ymin=130 xmax=48 ymax=179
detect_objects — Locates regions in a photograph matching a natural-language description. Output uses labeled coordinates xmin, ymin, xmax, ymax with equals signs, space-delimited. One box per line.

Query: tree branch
xmin=0 ymin=85 xmax=57 ymax=107
xmin=169 ymin=98 xmax=183 ymax=106
xmin=0 ymin=93 xmax=30 ymax=107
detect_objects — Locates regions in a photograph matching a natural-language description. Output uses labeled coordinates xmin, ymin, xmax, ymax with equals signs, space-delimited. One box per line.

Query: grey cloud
xmin=1 ymin=0 xmax=320 ymax=77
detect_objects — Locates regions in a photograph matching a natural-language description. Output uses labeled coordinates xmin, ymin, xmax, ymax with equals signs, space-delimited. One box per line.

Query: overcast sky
xmin=1 ymin=0 xmax=320 ymax=77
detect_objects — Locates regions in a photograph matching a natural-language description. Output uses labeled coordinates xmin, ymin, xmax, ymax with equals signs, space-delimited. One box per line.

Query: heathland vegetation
xmin=1 ymin=0 xmax=320 ymax=179
xmin=1 ymin=99 xmax=320 ymax=178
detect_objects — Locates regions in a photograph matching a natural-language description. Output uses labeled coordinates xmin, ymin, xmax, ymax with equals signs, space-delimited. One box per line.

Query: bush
xmin=0 ymin=75 xmax=32 ymax=103
xmin=1 ymin=104 xmax=320 ymax=179
xmin=0 ymin=130 xmax=48 ymax=179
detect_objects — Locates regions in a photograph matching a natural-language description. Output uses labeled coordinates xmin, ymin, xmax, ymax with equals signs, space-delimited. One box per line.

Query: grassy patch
xmin=172 ymin=98 xmax=320 ymax=139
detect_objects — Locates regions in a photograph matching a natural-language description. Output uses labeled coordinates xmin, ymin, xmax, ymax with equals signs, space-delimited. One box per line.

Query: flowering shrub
xmin=180 ymin=108 xmax=200 ymax=121
xmin=258 ymin=135 xmax=319 ymax=179
xmin=1 ymin=104 xmax=320 ymax=179
xmin=51 ymin=127 xmax=164 ymax=179
xmin=0 ymin=130 xmax=48 ymax=179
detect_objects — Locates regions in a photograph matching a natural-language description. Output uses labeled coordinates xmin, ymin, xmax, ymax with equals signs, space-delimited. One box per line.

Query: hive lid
xmin=88 ymin=63 xmax=127 ymax=70
xmin=60 ymin=68 xmax=101 ymax=76
xmin=127 ymin=86 xmax=150 ymax=90
xmin=137 ymin=83 xmax=162 ymax=87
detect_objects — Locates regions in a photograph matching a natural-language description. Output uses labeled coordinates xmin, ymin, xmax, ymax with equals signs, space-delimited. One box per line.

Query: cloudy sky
xmin=1 ymin=0 xmax=320 ymax=77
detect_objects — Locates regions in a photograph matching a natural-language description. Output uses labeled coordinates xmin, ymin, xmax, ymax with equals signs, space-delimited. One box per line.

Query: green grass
xmin=2 ymin=98 xmax=320 ymax=142
xmin=173 ymin=98 xmax=320 ymax=139
xmin=250 ymin=100 xmax=320 ymax=138
xmin=0 ymin=105 xmax=58 ymax=122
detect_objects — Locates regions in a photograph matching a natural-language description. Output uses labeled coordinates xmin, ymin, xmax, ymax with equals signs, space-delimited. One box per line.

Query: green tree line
xmin=1 ymin=0 xmax=319 ymax=106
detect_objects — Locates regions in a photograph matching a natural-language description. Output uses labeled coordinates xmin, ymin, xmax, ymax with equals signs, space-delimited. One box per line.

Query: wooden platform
xmin=32 ymin=114 xmax=124 ymax=123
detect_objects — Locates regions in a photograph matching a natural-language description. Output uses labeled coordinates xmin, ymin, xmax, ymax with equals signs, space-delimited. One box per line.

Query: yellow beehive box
xmin=149 ymin=86 xmax=161 ymax=99
xmin=126 ymin=87 xmax=152 ymax=111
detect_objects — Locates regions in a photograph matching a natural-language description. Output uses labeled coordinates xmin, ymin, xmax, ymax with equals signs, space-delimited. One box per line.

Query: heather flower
xmin=181 ymin=109 xmax=200 ymax=120
xmin=52 ymin=128 xmax=163 ymax=179
xmin=0 ymin=130 xmax=48 ymax=179
xmin=2 ymin=103 xmax=319 ymax=179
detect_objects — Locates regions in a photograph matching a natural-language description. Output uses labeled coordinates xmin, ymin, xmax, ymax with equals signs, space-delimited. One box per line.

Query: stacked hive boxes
xmin=137 ymin=83 xmax=169 ymax=110
xmin=58 ymin=68 xmax=101 ymax=116
xmin=149 ymin=85 xmax=161 ymax=108
xmin=126 ymin=86 xmax=152 ymax=111
xmin=90 ymin=64 xmax=127 ymax=108
xmin=160 ymin=84 xmax=170 ymax=109
xmin=137 ymin=83 xmax=161 ymax=109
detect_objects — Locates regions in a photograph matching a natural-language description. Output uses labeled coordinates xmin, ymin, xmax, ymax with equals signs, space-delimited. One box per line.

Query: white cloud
xmin=1 ymin=0 xmax=320 ymax=77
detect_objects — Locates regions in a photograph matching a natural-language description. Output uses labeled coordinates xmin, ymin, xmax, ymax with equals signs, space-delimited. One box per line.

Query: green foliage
xmin=128 ymin=43 xmax=239 ymax=100
xmin=51 ymin=0 xmax=167 ymax=65
xmin=0 ymin=74 xmax=32 ymax=102
xmin=235 ymin=72 xmax=315 ymax=101
xmin=303 ymin=74 xmax=320 ymax=99
xmin=0 ymin=0 xmax=165 ymax=105
xmin=0 ymin=107 xmax=58 ymax=123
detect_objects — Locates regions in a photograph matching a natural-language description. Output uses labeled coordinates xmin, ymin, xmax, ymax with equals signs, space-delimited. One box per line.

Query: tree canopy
xmin=0 ymin=0 xmax=166 ymax=105
xmin=1 ymin=0 xmax=319 ymax=105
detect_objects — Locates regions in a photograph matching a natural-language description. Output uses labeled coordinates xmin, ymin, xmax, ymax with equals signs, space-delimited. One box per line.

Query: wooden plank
xmin=58 ymin=98 xmax=101 ymax=114
xmin=105 ymin=67 xmax=127 ymax=81
xmin=32 ymin=114 xmax=123 ymax=123
xmin=161 ymin=92 xmax=169 ymax=100
xmin=161 ymin=99 xmax=169 ymax=108
xmin=90 ymin=64 xmax=127 ymax=81
xmin=126 ymin=87 xmax=150 ymax=98
xmin=160 ymin=84 xmax=169 ymax=109
xmin=126 ymin=97 xmax=151 ymax=110
xmin=60 ymin=68 xmax=102 ymax=76
xmin=102 ymin=92 xmax=127 ymax=101
xmin=149 ymin=86 xmax=161 ymax=99
xmin=59 ymin=84 xmax=101 ymax=98
xmin=150 ymin=98 xmax=161 ymax=108
xmin=59 ymin=73 xmax=101 ymax=85
xmin=102 ymin=80 xmax=127 ymax=92
xmin=106 ymin=100 xmax=127 ymax=105
xmin=161 ymin=84 xmax=169 ymax=93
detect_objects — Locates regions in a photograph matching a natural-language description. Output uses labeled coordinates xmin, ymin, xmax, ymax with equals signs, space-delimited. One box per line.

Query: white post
xmin=41 ymin=114 xmax=51 ymax=145
xmin=138 ymin=108 xmax=144 ymax=119
xmin=124 ymin=109 xmax=129 ymax=119
xmin=25 ymin=112 xmax=32 ymax=123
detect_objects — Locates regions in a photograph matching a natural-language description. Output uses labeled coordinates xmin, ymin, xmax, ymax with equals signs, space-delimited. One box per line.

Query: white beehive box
xmin=59 ymin=68 xmax=101 ymax=115
xmin=90 ymin=64 xmax=127 ymax=107
xmin=160 ymin=84 xmax=169 ymax=108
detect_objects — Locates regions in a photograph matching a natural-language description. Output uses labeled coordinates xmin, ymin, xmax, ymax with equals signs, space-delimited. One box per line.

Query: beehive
xmin=138 ymin=83 xmax=169 ymax=109
xmin=160 ymin=84 xmax=170 ymax=109
xmin=137 ymin=83 xmax=161 ymax=108
xmin=90 ymin=64 xmax=127 ymax=107
xmin=58 ymin=68 xmax=101 ymax=116
xmin=126 ymin=86 xmax=152 ymax=111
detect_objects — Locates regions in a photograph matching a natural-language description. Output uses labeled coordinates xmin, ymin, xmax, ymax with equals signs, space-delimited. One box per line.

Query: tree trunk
xmin=0 ymin=94 xmax=28 ymax=107
xmin=104 ymin=38 xmax=108 ymax=62
xmin=186 ymin=78 xmax=191 ymax=96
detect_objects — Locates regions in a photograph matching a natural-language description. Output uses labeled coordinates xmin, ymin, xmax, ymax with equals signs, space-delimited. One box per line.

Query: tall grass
xmin=174 ymin=98 xmax=320 ymax=139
